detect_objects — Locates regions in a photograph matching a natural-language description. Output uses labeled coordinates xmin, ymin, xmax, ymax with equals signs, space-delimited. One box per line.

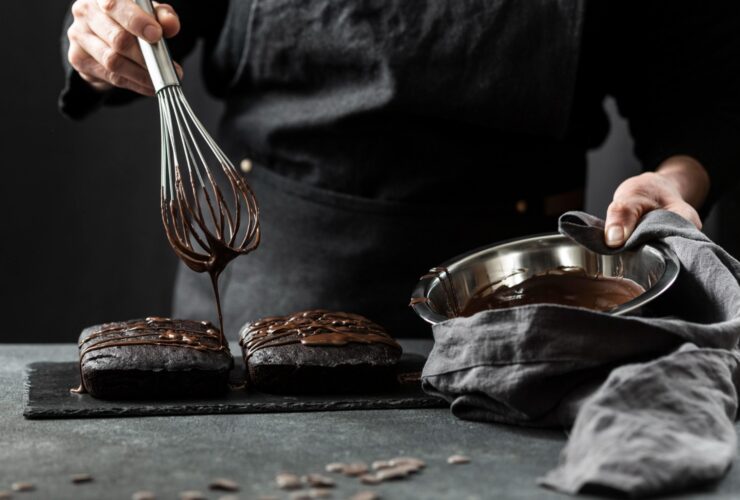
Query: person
xmin=60 ymin=0 xmax=740 ymax=338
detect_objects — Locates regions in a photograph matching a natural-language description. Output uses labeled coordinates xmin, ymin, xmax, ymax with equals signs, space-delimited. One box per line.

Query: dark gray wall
xmin=1 ymin=6 xmax=736 ymax=342
xmin=1 ymin=2 xmax=221 ymax=342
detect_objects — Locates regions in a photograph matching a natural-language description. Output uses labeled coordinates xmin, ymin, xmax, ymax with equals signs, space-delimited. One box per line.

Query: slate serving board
xmin=24 ymin=354 xmax=446 ymax=419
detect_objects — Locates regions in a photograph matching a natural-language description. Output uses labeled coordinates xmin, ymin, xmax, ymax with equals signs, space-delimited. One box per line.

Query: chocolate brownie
xmin=74 ymin=317 xmax=233 ymax=399
xmin=239 ymin=310 xmax=403 ymax=394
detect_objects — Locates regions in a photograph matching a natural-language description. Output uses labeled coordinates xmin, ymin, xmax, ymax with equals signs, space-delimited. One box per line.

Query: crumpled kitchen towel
xmin=421 ymin=210 xmax=740 ymax=497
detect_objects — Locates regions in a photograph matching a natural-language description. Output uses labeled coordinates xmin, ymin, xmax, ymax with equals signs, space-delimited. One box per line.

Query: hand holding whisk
xmin=133 ymin=0 xmax=260 ymax=340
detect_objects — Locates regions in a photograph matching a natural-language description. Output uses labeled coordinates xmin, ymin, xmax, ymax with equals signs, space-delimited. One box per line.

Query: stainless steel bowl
xmin=410 ymin=233 xmax=679 ymax=325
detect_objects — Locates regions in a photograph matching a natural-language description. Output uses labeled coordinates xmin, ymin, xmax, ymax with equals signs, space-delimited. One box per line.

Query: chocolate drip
xmin=71 ymin=317 xmax=228 ymax=394
xmin=161 ymin=164 xmax=260 ymax=340
xmin=239 ymin=310 xmax=401 ymax=360
xmin=420 ymin=267 xmax=461 ymax=317
xmin=460 ymin=267 xmax=646 ymax=316
xmin=408 ymin=297 xmax=430 ymax=306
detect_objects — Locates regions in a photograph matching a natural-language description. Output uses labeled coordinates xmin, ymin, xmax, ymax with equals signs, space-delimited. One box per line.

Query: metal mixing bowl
xmin=410 ymin=233 xmax=680 ymax=325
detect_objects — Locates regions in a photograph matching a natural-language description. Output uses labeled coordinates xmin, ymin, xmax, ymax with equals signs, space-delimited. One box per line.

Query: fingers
xmin=96 ymin=0 xmax=161 ymax=43
xmin=85 ymin=6 xmax=146 ymax=67
xmin=70 ymin=24 xmax=155 ymax=92
xmin=153 ymin=3 xmax=181 ymax=38
xmin=603 ymin=171 xmax=703 ymax=248
xmin=67 ymin=0 xmax=185 ymax=95
xmin=604 ymin=200 xmax=645 ymax=248
xmin=173 ymin=61 xmax=185 ymax=80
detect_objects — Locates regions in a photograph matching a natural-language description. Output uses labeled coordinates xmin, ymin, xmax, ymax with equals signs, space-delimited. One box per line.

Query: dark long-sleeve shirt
xmin=59 ymin=0 xmax=740 ymax=337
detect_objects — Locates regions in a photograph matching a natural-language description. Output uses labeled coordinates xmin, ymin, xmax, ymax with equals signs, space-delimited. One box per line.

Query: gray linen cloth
xmin=421 ymin=210 xmax=740 ymax=497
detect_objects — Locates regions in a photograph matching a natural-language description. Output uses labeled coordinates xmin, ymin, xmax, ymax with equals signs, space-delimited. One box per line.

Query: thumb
xmin=153 ymin=3 xmax=180 ymax=38
xmin=604 ymin=200 xmax=643 ymax=248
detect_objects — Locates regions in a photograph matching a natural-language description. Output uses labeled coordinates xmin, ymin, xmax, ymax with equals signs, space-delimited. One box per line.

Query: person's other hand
xmin=604 ymin=155 xmax=710 ymax=247
xmin=67 ymin=0 xmax=184 ymax=96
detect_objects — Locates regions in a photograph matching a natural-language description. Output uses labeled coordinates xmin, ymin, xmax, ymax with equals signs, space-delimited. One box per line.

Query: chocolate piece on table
xmin=239 ymin=310 xmax=402 ymax=394
xmin=74 ymin=317 xmax=233 ymax=400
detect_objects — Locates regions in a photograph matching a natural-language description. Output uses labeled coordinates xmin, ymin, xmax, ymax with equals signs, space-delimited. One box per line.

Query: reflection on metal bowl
xmin=410 ymin=233 xmax=679 ymax=325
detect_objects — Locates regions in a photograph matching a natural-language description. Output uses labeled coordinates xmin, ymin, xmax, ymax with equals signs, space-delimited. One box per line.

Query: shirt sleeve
xmin=58 ymin=1 xmax=220 ymax=120
xmin=608 ymin=1 xmax=740 ymax=213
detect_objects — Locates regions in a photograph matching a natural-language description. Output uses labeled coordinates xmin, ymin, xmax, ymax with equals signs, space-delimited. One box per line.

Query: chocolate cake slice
xmin=74 ymin=317 xmax=233 ymax=399
xmin=239 ymin=310 xmax=403 ymax=394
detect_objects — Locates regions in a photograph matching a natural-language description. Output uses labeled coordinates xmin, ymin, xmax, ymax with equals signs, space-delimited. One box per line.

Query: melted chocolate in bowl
xmin=460 ymin=267 xmax=646 ymax=316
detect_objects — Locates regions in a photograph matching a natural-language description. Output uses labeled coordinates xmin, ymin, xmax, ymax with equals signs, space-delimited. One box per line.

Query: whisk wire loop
xmin=156 ymin=84 xmax=260 ymax=279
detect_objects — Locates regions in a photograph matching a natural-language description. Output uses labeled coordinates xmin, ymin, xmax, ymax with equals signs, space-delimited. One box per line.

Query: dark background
xmin=2 ymin=3 xmax=738 ymax=342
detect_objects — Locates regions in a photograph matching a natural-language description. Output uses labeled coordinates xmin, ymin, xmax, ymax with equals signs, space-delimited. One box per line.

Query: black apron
xmin=173 ymin=0 xmax=586 ymax=338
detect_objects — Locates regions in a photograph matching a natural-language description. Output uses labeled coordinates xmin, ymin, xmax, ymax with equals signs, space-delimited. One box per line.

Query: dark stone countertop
xmin=1 ymin=341 xmax=739 ymax=499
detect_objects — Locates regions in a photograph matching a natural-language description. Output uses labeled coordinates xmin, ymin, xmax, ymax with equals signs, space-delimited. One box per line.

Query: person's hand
xmin=67 ymin=0 xmax=184 ymax=96
xmin=604 ymin=155 xmax=710 ymax=247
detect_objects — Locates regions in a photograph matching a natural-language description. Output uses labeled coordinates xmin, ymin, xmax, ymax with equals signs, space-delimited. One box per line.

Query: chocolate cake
xmin=239 ymin=310 xmax=403 ymax=394
xmin=74 ymin=317 xmax=233 ymax=399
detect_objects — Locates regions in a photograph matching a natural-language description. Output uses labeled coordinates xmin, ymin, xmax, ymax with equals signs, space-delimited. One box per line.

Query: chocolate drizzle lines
xmin=239 ymin=310 xmax=401 ymax=360
xmin=71 ymin=317 xmax=228 ymax=394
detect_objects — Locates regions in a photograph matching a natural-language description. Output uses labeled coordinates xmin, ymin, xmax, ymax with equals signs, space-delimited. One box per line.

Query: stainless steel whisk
xmin=134 ymin=0 xmax=260 ymax=336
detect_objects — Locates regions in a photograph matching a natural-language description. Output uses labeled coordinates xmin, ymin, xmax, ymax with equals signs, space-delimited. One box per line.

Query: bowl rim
xmin=410 ymin=232 xmax=680 ymax=325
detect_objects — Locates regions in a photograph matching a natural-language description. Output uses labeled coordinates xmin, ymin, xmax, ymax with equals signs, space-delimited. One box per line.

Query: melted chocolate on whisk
xmin=239 ymin=310 xmax=402 ymax=360
xmin=161 ymin=165 xmax=260 ymax=341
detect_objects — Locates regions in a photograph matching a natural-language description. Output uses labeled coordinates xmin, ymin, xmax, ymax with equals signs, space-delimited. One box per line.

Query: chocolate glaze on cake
xmin=240 ymin=310 xmax=401 ymax=359
xmin=460 ymin=267 xmax=646 ymax=315
xmin=72 ymin=317 xmax=230 ymax=394
xmin=239 ymin=310 xmax=402 ymax=393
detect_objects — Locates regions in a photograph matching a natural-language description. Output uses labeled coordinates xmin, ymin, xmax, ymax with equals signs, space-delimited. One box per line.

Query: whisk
xmin=134 ymin=0 xmax=261 ymax=338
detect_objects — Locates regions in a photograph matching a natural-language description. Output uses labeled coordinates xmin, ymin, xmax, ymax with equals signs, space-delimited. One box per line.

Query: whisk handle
xmin=134 ymin=0 xmax=180 ymax=92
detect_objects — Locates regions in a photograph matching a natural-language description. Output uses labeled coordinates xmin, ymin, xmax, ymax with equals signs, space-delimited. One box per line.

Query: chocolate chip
xmin=342 ymin=463 xmax=369 ymax=477
xmin=71 ymin=473 xmax=93 ymax=484
xmin=388 ymin=457 xmax=425 ymax=470
xmin=11 ymin=482 xmax=34 ymax=492
xmin=376 ymin=465 xmax=414 ymax=481
xmin=302 ymin=474 xmax=335 ymax=488
xmin=349 ymin=492 xmax=379 ymax=500
xmin=131 ymin=491 xmax=157 ymax=500
xmin=276 ymin=473 xmax=303 ymax=490
xmin=209 ymin=478 xmax=240 ymax=492
xmin=371 ymin=460 xmax=391 ymax=471
xmin=0 ymin=491 xmax=12 ymax=500
xmin=179 ymin=491 xmax=206 ymax=500
xmin=447 ymin=454 xmax=471 ymax=465
xmin=324 ymin=463 xmax=346 ymax=473
xmin=359 ymin=474 xmax=382 ymax=485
